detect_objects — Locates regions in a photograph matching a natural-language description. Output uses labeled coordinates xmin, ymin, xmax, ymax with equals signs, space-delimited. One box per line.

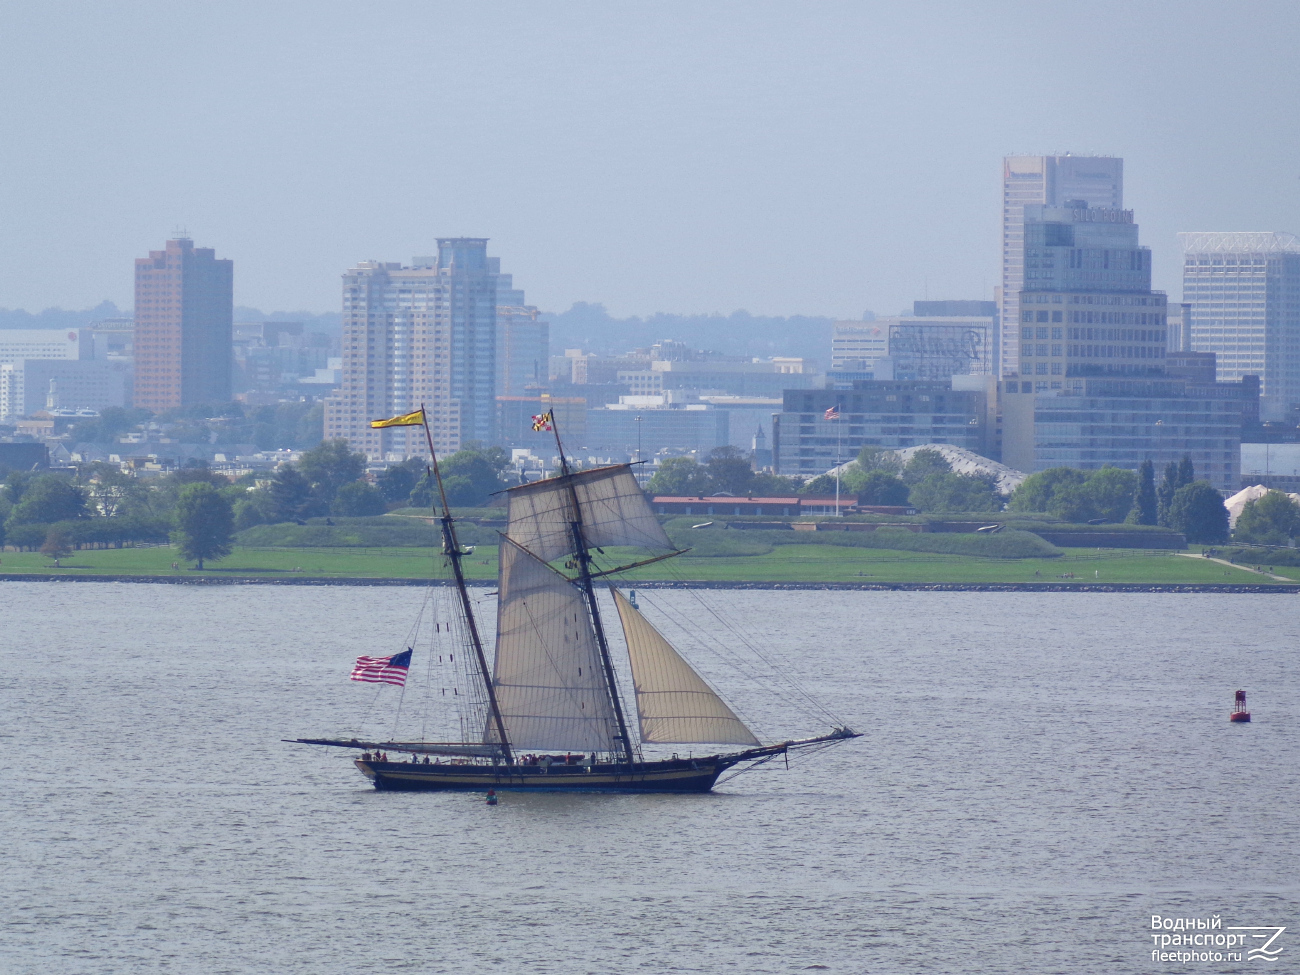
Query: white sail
xmin=612 ymin=589 xmax=760 ymax=746
xmin=506 ymin=465 xmax=672 ymax=563
xmin=486 ymin=538 xmax=621 ymax=752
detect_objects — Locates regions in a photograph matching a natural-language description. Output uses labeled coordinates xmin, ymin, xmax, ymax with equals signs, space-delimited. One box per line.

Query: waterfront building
xmin=772 ymin=379 xmax=990 ymax=475
xmin=584 ymin=394 xmax=730 ymax=459
xmin=1000 ymin=155 xmax=1123 ymax=377
xmin=0 ymin=329 xmax=91 ymax=365
xmin=1178 ymin=232 xmax=1300 ymax=420
xmin=325 ymin=239 xmax=498 ymax=460
xmin=1028 ymin=375 xmax=1253 ymax=493
xmin=832 ymin=303 xmax=994 ymax=384
xmin=133 ymin=237 xmax=233 ymax=411
xmin=1014 ymin=203 xmax=1168 ymax=393
xmin=0 ymin=359 xmax=132 ymax=421
xmin=493 ymin=260 xmax=548 ymax=398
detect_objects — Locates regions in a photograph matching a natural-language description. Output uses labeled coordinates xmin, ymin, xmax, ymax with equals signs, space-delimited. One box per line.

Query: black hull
xmin=358 ymin=757 xmax=732 ymax=793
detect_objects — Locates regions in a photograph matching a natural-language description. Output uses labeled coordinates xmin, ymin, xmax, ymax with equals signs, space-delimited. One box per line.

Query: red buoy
xmin=1230 ymin=689 xmax=1251 ymax=723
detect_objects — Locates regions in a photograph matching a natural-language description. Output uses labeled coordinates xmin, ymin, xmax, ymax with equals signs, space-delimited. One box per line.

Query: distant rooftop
xmin=1178 ymin=232 xmax=1300 ymax=254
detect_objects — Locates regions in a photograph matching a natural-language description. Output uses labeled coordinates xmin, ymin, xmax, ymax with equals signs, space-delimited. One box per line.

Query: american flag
xmin=350 ymin=649 xmax=413 ymax=687
xmin=824 ymin=405 xmax=841 ymax=420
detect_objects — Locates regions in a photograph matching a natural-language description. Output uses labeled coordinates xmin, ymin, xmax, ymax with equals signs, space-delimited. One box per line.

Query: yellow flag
xmin=370 ymin=408 xmax=426 ymax=429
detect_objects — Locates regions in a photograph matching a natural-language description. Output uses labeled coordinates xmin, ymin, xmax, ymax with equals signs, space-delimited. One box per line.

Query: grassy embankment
xmin=0 ymin=513 xmax=1286 ymax=585
xmin=0 ymin=543 xmax=1278 ymax=585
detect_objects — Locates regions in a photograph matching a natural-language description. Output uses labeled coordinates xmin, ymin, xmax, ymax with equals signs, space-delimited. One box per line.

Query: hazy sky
xmin=2 ymin=1 xmax=1298 ymax=319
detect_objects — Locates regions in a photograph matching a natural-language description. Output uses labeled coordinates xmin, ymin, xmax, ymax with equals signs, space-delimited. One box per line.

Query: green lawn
xmin=0 ymin=543 xmax=1282 ymax=585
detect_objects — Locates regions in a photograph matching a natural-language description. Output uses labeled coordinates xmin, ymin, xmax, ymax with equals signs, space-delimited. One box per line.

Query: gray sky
xmin=2 ymin=1 xmax=1297 ymax=318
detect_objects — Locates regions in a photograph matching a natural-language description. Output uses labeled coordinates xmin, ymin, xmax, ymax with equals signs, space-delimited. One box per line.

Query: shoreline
xmin=1 ymin=573 xmax=1296 ymax=593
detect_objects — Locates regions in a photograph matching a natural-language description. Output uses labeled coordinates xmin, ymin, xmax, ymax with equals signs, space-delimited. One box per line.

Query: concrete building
xmin=0 ymin=359 xmax=132 ymax=421
xmin=584 ymin=394 xmax=730 ymax=459
xmin=133 ymin=237 xmax=233 ymax=411
xmin=493 ymin=262 xmax=548 ymax=398
xmin=1026 ymin=375 xmax=1253 ymax=493
xmin=832 ymin=304 xmax=994 ymax=384
xmin=1012 ymin=203 xmax=1168 ymax=394
xmin=772 ymin=379 xmax=990 ymax=475
xmin=0 ymin=329 xmax=91 ymax=364
xmin=325 ymin=239 xmax=499 ymax=460
xmin=1000 ymin=155 xmax=1123 ymax=377
xmin=1178 ymin=232 xmax=1300 ymax=420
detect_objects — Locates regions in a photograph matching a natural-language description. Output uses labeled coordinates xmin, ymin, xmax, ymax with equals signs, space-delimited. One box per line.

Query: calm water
xmin=2 ymin=582 xmax=1298 ymax=974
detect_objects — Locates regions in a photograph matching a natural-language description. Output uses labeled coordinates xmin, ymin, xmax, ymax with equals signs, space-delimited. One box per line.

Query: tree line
xmin=0 ymin=440 xmax=514 ymax=569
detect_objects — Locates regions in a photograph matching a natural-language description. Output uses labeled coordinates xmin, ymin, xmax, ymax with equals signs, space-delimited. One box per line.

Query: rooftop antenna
xmin=172 ymin=225 xmax=191 ymax=240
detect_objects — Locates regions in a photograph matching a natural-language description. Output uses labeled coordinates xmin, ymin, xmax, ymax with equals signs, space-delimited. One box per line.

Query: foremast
xmin=418 ymin=405 xmax=513 ymax=765
xmin=546 ymin=417 xmax=639 ymax=766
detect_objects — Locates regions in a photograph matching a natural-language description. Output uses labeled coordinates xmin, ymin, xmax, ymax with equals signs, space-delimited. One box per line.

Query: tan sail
xmin=486 ymin=538 xmax=621 ymax=752
xmin=612 ymin=589 xmax=760 ymax=745
xmin=506 ymin=465 xmax=672 ymax=563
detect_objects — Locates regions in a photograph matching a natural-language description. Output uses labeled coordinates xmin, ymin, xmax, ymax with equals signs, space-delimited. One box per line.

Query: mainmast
xmin=546 ymin=416 xmax=638 ymax=765
xmin=418 ymin=406 xmax=513 ymax=765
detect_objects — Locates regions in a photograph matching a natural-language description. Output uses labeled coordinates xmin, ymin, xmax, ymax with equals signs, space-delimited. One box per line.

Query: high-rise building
xmin=325 ymin=239 xmax=498 ymax=460
xmin=1011 ymin=203 xmax=1168 ymax=395
xmin=1178 ymin=232 xmax=1300 ymax=420
xmin=491 ymin=259 xmax=548 ymax=398
xmin=1000 ymin=155 xmax=1123 ymax=377
xmin=133 ymin=237 xmax=233 ymax=411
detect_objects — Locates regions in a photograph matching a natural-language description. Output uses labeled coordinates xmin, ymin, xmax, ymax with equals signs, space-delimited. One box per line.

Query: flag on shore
xmin=824 ymin=405 xmax=841 ymax=420
xmin=350 ymin=649 xmax=413 ymax=686
xmin=370 ymin=409 xmax=426 ymax=429
xmin=531 ymin=411 xmax=553 ymax=432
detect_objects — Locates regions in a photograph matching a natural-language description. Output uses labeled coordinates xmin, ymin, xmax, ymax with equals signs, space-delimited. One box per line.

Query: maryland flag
xmin=370 ymin=408 xmax=426 ymax=429
xmin=531 ymin=411 xmax=553 ymax=432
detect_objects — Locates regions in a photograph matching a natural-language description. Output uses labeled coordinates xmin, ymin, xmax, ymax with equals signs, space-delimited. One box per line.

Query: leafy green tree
xmin=1157 ymin=456 xmax=1194 ymax=527
xmin=1007 ymin=467 xmax=1086 ymax=514
xmin=705 ymin=446 xmax=755 ymax=495
xmin=435 ymin=444 xmax=511 ymax=507
xmin=67 ymin=406 xmax=152 ymax=444
xmin=2 ymin=470 xmax=35 ymax=506
xmin=901 ymin=449 xmax=952 ymax=485
xmin=1082 ymin=466 xmax=1138 ymax=524
xmin=267 ymin=466 xmax=316 ymax=522
xmin=855 ymin=446 xmax=903 ymax=475
xmin=173 ymin=482 xmax=235 ymax=569
xmin=646 ymin=457 xmax=712 ymax=496
xmin=908 ymin=472 xmax=1001 ymax=513
xmin=1045 ymin=484 xmax=1097 ymax=523
xmin=1234 ymin=491 xmax=1300 ymax=546
xmin=1127 ymin=459 xmax=1158 ymax=525
xmin=1167 ymin=481 xmax=1229 ymax=543
xmin=5 ymin=475 xmax=87 ymax=527
xmin=298 ymin=439 xmax=367 ymax=503
xmin=377 ymin=458 xmax=426 ymax=502
xmin=40 ymin=527 xmax=73 ymax=566
xmin=332 ymin=480 xmax=387 ymax=516
xmin=856 ymin=469 xmax=910 ymax=506
xmin=232 ymin=498 xmax=267 ymax=531
xmin=798 ymin=473 xmax=839 ymax=495
xmin=749 ymin=472 xmax=801 ymax=496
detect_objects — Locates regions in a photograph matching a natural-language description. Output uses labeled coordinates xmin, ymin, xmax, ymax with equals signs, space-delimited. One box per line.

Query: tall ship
xmin=292 ymin=408 xmax=858 ymax=793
